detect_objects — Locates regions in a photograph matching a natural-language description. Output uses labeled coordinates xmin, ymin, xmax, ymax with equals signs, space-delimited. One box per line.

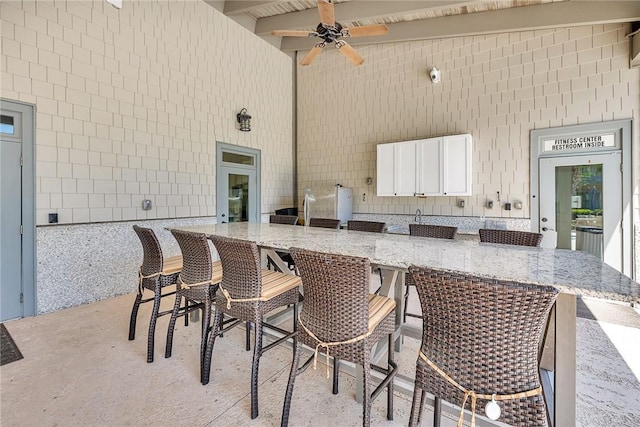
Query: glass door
xmin=227 ymin=173 xmax=250 ymax=223
xmin=216 ymin=143 xmax=261 ymax=224
xmin=539 ymin=152 xmax=621 ymax=271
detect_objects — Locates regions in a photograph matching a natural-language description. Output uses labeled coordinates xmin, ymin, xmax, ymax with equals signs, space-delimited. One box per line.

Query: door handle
xmin=541 ymin=227 xmax=555 ymax=232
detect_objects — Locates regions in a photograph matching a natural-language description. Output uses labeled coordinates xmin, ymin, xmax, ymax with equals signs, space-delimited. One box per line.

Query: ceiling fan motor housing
xmin=316 ymin=22 xmax=343 ymax=43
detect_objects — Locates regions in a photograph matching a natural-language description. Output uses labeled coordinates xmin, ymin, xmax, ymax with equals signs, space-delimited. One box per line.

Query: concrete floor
xmin=1 ymin=290 xmax=639 ymax=426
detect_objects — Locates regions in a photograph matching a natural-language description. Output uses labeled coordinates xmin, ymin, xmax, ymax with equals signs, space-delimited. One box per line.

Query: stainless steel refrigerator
xmin=303 ymin=186 xmax=353 ymax=226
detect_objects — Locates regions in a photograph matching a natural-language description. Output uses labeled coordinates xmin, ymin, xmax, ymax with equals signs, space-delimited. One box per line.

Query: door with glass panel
xmin=216 ymin=143 xmax=261 ymax=223
xmin=539 ymin=152 xmax=621 ymax=271
xmin=1 ymin=100 xmax=35 ymax=321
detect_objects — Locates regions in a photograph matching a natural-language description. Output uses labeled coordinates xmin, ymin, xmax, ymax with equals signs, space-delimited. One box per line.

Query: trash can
xmin=575 ymin=226 xmax=603 ymax=259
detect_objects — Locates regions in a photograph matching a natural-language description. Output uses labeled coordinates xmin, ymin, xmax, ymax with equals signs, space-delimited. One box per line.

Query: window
xmin=222 ymin=151 xmax=254 ymax=166
xmin=0 ymin=115 xmax=15 ymax=135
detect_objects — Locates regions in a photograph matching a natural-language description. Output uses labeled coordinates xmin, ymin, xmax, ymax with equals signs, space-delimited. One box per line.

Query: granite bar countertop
xmin=173 ymin=222 xmax=639 ymax=304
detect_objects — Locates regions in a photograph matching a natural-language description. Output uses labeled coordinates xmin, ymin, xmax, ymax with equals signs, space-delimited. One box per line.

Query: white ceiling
xmin=206 ymin=0 xmax=640 ymax=51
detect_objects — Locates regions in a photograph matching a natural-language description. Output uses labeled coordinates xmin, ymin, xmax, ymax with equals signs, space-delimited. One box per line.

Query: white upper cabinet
xmin=376 ymin=143 xmax=395 ymax=196
xmin=376 ymin=134 xmax=472 ymax=197
xmin=416 ymin=137 xmax=442 ymax=196
xmin=394 ymin=141 xmax=418 ymax=196
xmin=443 ymin=134 xmax=472 ymax=195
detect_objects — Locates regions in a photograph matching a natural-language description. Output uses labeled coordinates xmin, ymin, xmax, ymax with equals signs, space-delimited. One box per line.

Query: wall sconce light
xmin=236 ymin=108 xmax=251 ymax=132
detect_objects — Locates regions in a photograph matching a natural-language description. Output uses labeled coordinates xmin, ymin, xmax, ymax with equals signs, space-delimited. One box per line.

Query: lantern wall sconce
xmin=236 ymin=108 xmax=251 ymax=132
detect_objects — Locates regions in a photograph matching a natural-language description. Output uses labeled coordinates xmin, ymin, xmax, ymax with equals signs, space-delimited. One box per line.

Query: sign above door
xmin=543 ymin=134 xmax=615 ymax=153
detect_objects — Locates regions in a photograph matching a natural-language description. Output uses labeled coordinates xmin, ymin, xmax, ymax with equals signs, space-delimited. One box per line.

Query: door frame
xmin=0 ymin=98 xmax=36 ymax=318
xmin=530 ymin=119 xmax=632 ymax=276
xmin=216 ymin=142 xmax=261 ymax=223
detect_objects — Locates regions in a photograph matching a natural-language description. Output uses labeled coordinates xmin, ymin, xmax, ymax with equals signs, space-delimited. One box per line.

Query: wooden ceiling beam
xmin=280 ymin=1 xmax=640 ymax=51
xmin=255 ymin=1 xmax=468 ymax=35
xmin=224 ymin=1 xmax=282 ymax=16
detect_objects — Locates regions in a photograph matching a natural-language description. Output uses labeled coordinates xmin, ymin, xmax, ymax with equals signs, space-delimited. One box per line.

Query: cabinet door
xmin=443 ymin=134 xmax=472 ymax=195
xmin=376 ymin=143 xmax=395 ymax=196
xmin=394 ymin=141 xmax=417 ymax=196
xmin=417 ymin=137 xmax=442 ymax=195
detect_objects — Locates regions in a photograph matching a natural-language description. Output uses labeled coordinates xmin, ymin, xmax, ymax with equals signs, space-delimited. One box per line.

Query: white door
xmin=539 ymin=152 xmax=622 ymax=271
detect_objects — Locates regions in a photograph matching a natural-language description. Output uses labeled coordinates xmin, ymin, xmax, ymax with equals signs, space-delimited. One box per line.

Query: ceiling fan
xmin=271 ymin=0 xmax=389 ymax=66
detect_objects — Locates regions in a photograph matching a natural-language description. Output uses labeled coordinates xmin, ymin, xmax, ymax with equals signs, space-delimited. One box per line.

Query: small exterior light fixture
xmin=429 ymin=66 xmax=441 ymax=83
xmin=236 ymin=108 xmax=251 ymax=132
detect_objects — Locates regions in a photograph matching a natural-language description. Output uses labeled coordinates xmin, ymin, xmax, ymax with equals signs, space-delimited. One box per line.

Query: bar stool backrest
xmin=308 ymin=217 xmax=341 ymax=229
xmin=170 ymin=229 xmax=212 ymax=284
xmin=133 ymin=225 xmax=165 ymax=276
xmin=409 ymin=266 xmax=557 ymax=426
xmin=479 ymin=229 xmax=542 ymax=246
xmin=269 ymin=214 xmax=298 ymax=225
xmin=209 ymin=235 xmax=262 ymax=299
xmin=347 ymin=220 xmax=386 ymax=233
xmin=290 ymin=248 xmax=370 ymax=341
xmin=409 ymin=224 xmax=457 ymax=239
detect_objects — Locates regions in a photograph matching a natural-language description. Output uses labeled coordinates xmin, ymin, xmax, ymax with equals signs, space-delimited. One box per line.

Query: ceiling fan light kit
xmin=271 ymin=0 xmax=389 ymax=66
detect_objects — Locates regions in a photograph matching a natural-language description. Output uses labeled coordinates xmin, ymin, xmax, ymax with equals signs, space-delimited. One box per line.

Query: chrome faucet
xmin=414 ymin=209 xmax=422 ymax=224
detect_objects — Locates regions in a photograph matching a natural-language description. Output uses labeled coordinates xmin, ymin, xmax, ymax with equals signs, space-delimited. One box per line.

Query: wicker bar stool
xmin=282 ymin=248 xmax=398 ymax=427
xmin=204 ymin=235 xmax=301 ymax=419
xmin=404 ymin=224 xmax=458 ymax=322
xmin=407 ymin=266 xmax=557 ymax=427
xmin=308 ymin=217 xmax=341 ymax=229
xmin=409 ymin=224 xmax=457 ymax=239
xmin=129 ymin=225 xmax=184 ymax=363
xmin=269 ymin=214 xmax=299 ymax=225
xmin=347 ymin=220 xmax=386 ymax=233
xmin=479 ymin=228 xmax=543 ymax=246
xmin=267 ymin=214 xmax=299 ymax=272
xmin=164 ymin=230 xmax=223 ymax=381
xmin=347 ymin=220 xmax=387 ymax=292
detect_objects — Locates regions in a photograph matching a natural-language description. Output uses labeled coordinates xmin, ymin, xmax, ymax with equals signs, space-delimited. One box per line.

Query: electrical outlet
xmin=48 ymin=213 xmax=58 ymax=224
xmin=486 ymin=200 xmax=494 ymax=209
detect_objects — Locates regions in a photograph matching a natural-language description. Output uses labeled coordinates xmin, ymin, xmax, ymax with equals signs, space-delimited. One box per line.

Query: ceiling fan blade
xmin=336 ymin=41 xmax=364 ymax=66
xmin=317 ymin=0 xmax=335 ymax=27
xmin=343 ymin=24 xmax=389 ymax=37
xmin=300 ymin=45 xmax=323 ymax=66
xmin=271 ymin=30 xmax=316 ymax=37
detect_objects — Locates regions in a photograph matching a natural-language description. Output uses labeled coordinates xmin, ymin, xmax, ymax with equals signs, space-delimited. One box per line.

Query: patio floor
xmin=1 ymin=290 xmax=638 ymax=426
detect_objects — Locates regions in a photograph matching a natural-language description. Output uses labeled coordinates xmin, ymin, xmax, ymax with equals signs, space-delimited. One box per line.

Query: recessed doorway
xmin=530 ymin=120 xmax=632 ymax=276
